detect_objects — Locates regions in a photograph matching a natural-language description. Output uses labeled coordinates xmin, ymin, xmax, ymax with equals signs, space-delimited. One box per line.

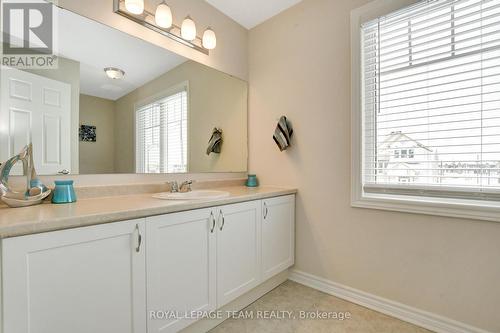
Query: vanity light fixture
xmin=113 ymin=0 xmax=215 ymax=55
xmin=104 ymin=67 xmax=125 ymax=80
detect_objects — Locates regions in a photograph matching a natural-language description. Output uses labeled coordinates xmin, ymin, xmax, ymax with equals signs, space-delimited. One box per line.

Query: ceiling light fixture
xmin=104 ymin=67 xmax=126 ymax=80
xmin=113 ymin=0 xmax=215 ymax=55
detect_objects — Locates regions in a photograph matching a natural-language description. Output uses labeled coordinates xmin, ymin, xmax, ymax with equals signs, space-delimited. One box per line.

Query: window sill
xmin=352 ymin=192 xmax=500 ymax=223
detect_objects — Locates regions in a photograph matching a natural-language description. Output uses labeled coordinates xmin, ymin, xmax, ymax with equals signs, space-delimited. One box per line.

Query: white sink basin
xmin=152 ymin=190 xmax=230 ymax=201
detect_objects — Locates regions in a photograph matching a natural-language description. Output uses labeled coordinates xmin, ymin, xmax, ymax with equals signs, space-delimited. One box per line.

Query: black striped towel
xmin=273 ymin=116 xmax=293 ymax=151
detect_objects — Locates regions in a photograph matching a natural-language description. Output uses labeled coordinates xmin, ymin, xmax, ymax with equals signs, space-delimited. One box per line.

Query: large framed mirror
xmin=0 ymin=6 xmax=248 ymax=176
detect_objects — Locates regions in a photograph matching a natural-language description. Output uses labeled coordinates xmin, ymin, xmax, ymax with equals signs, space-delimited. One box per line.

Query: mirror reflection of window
xmin=136 ymin=87 xmax=188 ymax=173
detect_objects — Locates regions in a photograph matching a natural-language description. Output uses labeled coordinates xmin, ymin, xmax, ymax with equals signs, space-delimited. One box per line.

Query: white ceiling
xmin=205 ymin=0 xmax=302 ymax=29
xmin=58 ymin=9 xmax=186 ymax=100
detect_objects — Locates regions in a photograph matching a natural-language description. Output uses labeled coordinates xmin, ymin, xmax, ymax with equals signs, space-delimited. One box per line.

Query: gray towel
xmin=207 ymin=128 xmax=223 ymax=155
xmin=273 ymin=116 xmax=293 ymax=151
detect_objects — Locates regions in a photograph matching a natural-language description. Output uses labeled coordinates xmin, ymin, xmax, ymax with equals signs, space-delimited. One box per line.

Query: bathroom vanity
xmin=0 ymin=187 xmax=295 ymax=333
xmin=0 ymin=2 xmax=294 ymax=332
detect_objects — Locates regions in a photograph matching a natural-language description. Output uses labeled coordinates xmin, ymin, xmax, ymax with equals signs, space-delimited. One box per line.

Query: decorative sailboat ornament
xmin=0 ymin=144 xmax=51 ymax=208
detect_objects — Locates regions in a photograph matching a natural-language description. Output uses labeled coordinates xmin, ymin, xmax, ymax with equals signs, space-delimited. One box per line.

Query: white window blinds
xmin=136 ymin=88 xmax=188 ymax=173
xmin=361 ymin=0 xmax=500 ymax=199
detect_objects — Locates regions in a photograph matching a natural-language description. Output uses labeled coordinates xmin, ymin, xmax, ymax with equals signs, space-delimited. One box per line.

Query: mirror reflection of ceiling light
xmin=104 ymin=67 xmax=126 ymax=80
xmin=114 ymin=0 xmax=216 ymax=54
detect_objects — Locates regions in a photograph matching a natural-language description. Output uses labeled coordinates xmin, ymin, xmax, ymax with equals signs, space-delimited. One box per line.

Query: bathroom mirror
xmin=0 ymin=6 xmax=247 ymax=175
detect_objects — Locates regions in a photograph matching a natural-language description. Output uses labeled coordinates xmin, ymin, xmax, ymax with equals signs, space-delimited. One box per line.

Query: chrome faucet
xmin=168 ymin=181 xmax=179 ymax=193
xmin=179 ymin=180 xmax=193 ymax=193
xmin=167 ymin=180 xmax=193 ymax=193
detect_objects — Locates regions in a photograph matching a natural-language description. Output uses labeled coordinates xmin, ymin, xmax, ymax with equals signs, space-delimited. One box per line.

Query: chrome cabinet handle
xmin=135 ymin=224 xmax=142 ymax=253
xmin=210 ymin=211 xmax=216 ymax=233
xmin=263 ymin=202 xmax=268 ymax=220
xmin=58 ymin=169 xmax=69 ymax=175
xmin=219 ymin=209 xmax=225 ymax=231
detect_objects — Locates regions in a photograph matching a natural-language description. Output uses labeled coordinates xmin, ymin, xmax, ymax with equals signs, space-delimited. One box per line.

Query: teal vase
xmin=52 ymin=180 xmax=77 ymax=204
xmin=245 ymin=174 xmax=259 ymax=187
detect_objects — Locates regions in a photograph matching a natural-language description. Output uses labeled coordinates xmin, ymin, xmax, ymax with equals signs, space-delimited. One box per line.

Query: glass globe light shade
xmin=125 ymin=0 xmax=144 ymax=14
xmin=181 ymin=16 xmax=197 ymax=41
xmin=202 ymin=28 xmax=217 ymax=49
xmin=155 ymin=3 xmax=172 ymax=28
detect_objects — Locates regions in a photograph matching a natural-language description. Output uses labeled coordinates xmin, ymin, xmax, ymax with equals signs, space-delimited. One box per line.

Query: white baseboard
xmin=289 ymin=269 xmax=491 ymax=333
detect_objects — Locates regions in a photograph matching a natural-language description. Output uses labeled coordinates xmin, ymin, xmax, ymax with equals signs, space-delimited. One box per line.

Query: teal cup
xmin=52 ymin=180 xmax=77 ymax=204
xmin=245 ymin=174 xmax=259 ymax=187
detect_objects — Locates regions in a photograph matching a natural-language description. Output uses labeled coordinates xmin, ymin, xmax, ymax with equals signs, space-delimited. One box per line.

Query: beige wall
xmin=26 ymin=57 xmax=80 ymax=173
xmin=79 ymin=94 xmax=116 ymax=174
xmin=114 ymin=60 xmax=247 ymax=174
xmin=248 ymin=0 xmax=500 ymax=332
xmin=58 ymin=0 xmax=248 ymax=80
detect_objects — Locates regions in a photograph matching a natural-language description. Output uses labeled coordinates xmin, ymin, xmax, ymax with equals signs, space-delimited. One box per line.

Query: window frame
xmin=134 ymin=81 xmax=190 ymax=174
xmin=350 ymin=0 xmax=500 ymax=223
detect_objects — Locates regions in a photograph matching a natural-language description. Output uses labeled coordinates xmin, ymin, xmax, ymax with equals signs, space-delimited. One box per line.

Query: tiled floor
xmin=210 ymin=281 xmax=433 ymax=333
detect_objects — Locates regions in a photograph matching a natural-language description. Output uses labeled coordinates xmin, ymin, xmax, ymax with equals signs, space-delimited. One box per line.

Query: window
xmin=352 ymin=0 xmax=500 ymax=221
xmin=361 ymin=0 xmax=500 ymax=200
xmin=136 ymin=86 xmax=188 ymax=173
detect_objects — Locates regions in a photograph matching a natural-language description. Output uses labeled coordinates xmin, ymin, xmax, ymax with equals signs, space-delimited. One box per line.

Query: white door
xmin=216 ymin=200 xmax=262 ymax=307
xmin=0 ymin=66 xmax=71 ymax=175
xmin=262 ymin=195 xmax=295 ymax=280
xmin=146 ymin=208 xmax=216 ymax=333
xmin=1 ymin=219 xmax=147 ymax=333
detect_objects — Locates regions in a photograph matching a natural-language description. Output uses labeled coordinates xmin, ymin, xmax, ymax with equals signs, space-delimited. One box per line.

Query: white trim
xmin=350 ymin=0 xmax=500 ymax=223
xmin=352 ymin=192 xmax=500 ymax=223
xmin=289 ymin=269 xmax=492 ymax=333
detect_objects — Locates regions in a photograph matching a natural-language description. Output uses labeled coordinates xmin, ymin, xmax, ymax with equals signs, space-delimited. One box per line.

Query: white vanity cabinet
xmin=216 ymin=200 xmax=262 ymax=307
xmin=145 ymin=199 xmax=262 ymax=332
xmin=146 ymin=208 xmax=216 ymax=333
xmin=1 ymin=219 xmax=147 ymax=333
xmin=261 ymin=195 xmax=295 ymax=280
xmin=0 ymin=194 xmax=295 ymax=333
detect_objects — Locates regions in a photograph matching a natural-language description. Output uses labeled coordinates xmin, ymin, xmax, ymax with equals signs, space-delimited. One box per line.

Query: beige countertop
xmin=0 ymin=186 xmax=296 ymax=239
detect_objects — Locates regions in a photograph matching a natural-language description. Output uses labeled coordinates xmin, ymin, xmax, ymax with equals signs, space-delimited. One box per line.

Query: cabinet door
xmin=262 ymin=195 xmax=295 ymax=280
xmin=146 ymin=208 xmax=216 ymax=333
xmin=2 ymin=219 xmax=146 ymax=333
xmin=216 ymin=200 xmax=261 ymax=307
